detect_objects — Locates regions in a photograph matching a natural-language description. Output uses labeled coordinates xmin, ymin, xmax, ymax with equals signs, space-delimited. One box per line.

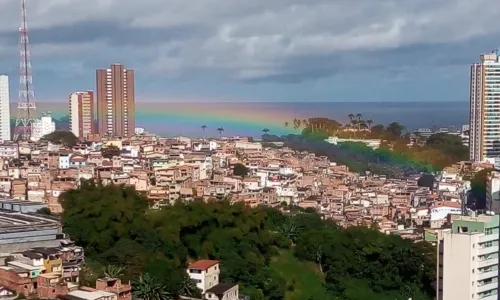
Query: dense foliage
xmin=233 ymin=163 xmax=249 ymax=177
xmin=41 ymin=130 xmax=79 ymax=147
xmin=60 ymin=182 xmax=436 ymax=300
xmin=267 ymin=134 xmax=435 ymax=177
xmin=272 ymin=117 xmax=468 ymax=176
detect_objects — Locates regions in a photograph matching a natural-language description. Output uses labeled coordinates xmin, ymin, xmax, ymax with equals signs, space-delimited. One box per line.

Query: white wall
xmin=0 ymin=76 xmax=10 ymax=141
xmin=69 ymin=93 xmax=80 ymax=138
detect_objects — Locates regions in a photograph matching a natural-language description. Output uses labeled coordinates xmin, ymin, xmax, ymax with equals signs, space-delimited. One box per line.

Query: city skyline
xmin=0 ymin=0 xmax=499 ymax=103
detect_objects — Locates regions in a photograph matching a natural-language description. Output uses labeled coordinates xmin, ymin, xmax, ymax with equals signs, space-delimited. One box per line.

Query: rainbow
xmin=33 ymin=102 xmax=303 ymax=137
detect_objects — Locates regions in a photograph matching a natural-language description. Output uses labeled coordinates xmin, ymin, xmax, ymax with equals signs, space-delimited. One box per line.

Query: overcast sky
xmin=0 ymin=0 xmax=498 ymax=103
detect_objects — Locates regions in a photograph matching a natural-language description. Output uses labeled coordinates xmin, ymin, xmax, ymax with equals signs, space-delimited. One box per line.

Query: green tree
xmin=133 ymin=273 xmax=172 ymax=300
xmin=41 ymin=131 xmax=78 ymax=147
xmin=385 ymin=122 xmax=405 ymax=139
xmin=59 ymin=180 xmax=149 ymax=256
xmin=36 ymin=207 xmax=52 ymax=216
xmin=217 ymin=127 xmax=224 ymax=137
xmin=233 ymin=163 xmax=249 ymax=178
xmin=102 ymin=265 xmax=125 ymax=278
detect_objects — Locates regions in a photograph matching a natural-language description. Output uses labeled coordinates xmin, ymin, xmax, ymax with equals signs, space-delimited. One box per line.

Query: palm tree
xmin=278 ymin=219 xmax=300 ymax=246
xmin=201 ymin=125 xmax=207 ymax=139
xmin=178 ymin=276 xmax=201 ymax=297
xmin=355 ymin=113 xmax=363 ymax=131
xmin=102 ymin=265 xmax=125 ymax=278
xmin=133 ymin=273 xmax=172 ymax=300
xmin=366 ymin=119 xmax=373 ymax=129
xmin=262 ymin=128 xmax=270 ymax=135
xmin=347 ymin=113 xmax=354 ymax=122
xmin=216 ymin=127 xmax=224 ymax=138
xmin=284 ymin=121 xmax=289 ymax=127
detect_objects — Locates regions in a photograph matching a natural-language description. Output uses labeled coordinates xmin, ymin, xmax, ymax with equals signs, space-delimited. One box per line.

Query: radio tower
xmin=13 ymin=0 xmax=36 ymax=141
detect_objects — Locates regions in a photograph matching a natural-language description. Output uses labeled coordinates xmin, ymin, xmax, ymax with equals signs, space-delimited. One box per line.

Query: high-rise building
xmin=69 ymin=91 xmax=94 ymax=140
xmin=31 ymin=113 xmax=55 ymax=142
xmin=96 ymin=64 xmax=135 ymax=137
xmin=469 ymin=51 xmax=500 ymax=162
xmin=0 ymin=76 xmax=11 ymax=142
xmin=437 ymin=214 xmax=499 ymax=300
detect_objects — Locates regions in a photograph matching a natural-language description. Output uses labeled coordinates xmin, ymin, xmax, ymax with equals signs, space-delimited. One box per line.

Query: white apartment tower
xmin=437 ymin=214 xmax=500 ymax=300
xmin=0 ymin=76 xmax=11 ymax=142
xmin=470 ymin=51 xmax=500 ymax=162
xmin=69 ymin=91 xmax=94 ymax=140
xmin=31 ymin=113 xmax=55 ymax=142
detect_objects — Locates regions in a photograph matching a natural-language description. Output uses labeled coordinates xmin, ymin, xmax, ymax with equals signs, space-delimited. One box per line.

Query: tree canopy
xmin=233 ymin=163 xmax=249 ymax=177
xmin=41 ymin=131 xmax=79 ymax=147
xmin=60 ymin=183 xmax=436 ymax=300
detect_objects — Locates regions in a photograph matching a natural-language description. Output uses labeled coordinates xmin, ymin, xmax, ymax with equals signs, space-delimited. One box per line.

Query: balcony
xmin=477 ymin=270 xmax=499 ymax=281
xmin=479 ymin=234 xmax=498 ymax=243
xmin=478 ymin=281 xmax=498 ymax=294
xmin=478 ymin=245 xmax=499 ymax=256
xmin=478 ymin=258 xmax=498 ymax=268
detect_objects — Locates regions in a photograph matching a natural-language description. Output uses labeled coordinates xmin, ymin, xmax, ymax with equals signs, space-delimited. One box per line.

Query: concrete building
xmin=487 ymin=171 xmax=500 ymax=214
xmin=187 ymin=260 xmax=220 ymax=294
xmin=31 ymin=113 xmax=56 ymax=142
xmin=96 ymin=64 xmax=135 ymax=138
xmin=469 ymin=51 xmax=500 ymax=162
xmin=437 ymin=214 xmax=499 ymax=300
xmin=69 ymin=91 xmax=94 ymax=140
xmin=0 ymin=76 xmax=10 ymax=142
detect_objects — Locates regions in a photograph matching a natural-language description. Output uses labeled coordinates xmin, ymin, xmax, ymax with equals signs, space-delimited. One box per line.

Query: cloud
xmin=0 ymin=0 xmax=500 ymax=86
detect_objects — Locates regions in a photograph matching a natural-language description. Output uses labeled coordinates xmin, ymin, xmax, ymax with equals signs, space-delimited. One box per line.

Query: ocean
xmin=28 ymin=101 xmax=469 ymax=138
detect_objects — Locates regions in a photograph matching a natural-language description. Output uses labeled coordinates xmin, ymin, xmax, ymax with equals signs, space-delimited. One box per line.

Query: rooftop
xmin=188 ymin=259 xmax=219 ymax=271
xmin=0 ymin=210 xmax=60 ymax=233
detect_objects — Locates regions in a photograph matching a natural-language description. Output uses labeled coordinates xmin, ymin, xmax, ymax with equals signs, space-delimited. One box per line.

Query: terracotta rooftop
xmin=188 ymin=259 xmax=219 ymax=271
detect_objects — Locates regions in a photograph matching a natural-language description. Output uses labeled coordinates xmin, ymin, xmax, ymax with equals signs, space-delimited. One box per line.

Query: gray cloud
xmin=0 ymin=0 xmax=499 ymax=83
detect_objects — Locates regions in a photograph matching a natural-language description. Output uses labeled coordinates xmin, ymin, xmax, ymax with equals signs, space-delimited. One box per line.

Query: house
xmin=187 ymin=260 xmax=220 ymax=294
xmin=204 ymin=283 xmax=239 ymax=300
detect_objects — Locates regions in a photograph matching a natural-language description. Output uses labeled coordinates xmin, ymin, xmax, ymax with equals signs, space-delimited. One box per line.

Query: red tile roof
xmin=188 ymin=260 xmax=219 ymax=271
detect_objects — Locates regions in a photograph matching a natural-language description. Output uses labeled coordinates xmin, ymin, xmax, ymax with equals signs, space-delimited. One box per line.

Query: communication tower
xmin=13 ymin=0 xmax=36 ymax=141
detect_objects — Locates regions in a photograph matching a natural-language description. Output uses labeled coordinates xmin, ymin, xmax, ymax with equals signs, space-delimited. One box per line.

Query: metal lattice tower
xmin=13 ymin=0 xmax=36 ymax=141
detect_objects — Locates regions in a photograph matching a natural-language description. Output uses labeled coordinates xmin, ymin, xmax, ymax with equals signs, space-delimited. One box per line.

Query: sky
xmin=0 ymin=0 xmax=499 ymax=103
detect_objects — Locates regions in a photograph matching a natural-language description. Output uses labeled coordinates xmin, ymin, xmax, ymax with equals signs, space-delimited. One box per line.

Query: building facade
xmin=96 ymin=64 xmax=135 ymax=138
xmin=437 ymin=214 xmax=499 ymax=300
xmin=187 ymin=260 xmax=220 ymax=293
xmin=69 ymin=91 xmax=94 ymax=140
xmin=31 ymin=113 xmax=56 ymax=142
xmin=0 ymin=76 xmax=10 ymax=142
xmin=469 ymin=52 xmax=500 ymax=162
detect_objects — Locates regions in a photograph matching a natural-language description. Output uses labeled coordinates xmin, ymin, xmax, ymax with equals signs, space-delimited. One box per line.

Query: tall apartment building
xmin=0 ymin=76 xmax=11 ymax=142
xmin=437 ymin=214 xmax=499 ymax=300
xmin=96 ymin=64 xmax=135 ymax=137
xmin=470 ymin=52 xmax=500 ymax=162
xmin=31 ymin=113 xmax=55 ymax=142
xmin=69 ymin=91 xmax=94 ymax=140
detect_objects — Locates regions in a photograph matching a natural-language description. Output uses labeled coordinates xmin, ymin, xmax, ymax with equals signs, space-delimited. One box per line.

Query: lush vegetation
xmin=40 ymin=130 xmax=79 ymax=147
xmin=60 ymin=182 xmax=436 ymax=300
xmin=272 ymin=116 xmax=469 ymax=176
xmin=233 ymin=163 xmax=249 ymax=178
